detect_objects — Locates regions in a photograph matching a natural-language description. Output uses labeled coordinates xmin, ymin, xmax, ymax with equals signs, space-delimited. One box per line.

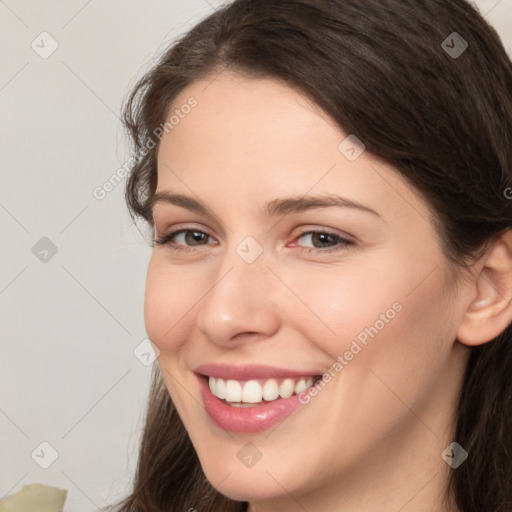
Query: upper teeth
xmin=208 ymin=376 xmax=315 ymax=403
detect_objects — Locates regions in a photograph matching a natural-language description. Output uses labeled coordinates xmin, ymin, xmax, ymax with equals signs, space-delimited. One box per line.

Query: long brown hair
xmin=108 ymin=1 xmax=512 ymax=510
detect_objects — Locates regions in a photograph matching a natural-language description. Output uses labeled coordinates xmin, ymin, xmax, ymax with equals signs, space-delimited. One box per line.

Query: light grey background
xmin=1 ymin=0 xmax=511 ymax=509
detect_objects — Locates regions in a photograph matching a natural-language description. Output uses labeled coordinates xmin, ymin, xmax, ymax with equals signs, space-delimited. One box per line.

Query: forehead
xmin=155 ymin=71 xmax=433 ymax=228
xmin=160 ymin=70 xmax=340 ymax=167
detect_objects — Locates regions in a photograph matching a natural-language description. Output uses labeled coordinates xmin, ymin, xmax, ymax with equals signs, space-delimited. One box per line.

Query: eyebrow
xmin=150 ymin=192 xmax=381 ymax=218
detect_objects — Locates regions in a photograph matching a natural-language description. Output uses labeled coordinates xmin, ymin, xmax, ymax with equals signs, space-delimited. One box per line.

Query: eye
xmin=154 ymin=227 xmax=354 ymax=254
xmin=154 ymin=229 xmax=216 ymax=249
xmin=291 ymin=230 xmax=354 ymax=253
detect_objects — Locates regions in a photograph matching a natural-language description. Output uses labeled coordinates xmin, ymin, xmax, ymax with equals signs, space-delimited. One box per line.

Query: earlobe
xmin=457 ymin=230 xmax=512 ymax=346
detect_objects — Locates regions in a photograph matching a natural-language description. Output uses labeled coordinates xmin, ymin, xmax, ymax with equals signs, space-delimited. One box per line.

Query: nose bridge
xmin=196 ymin=237 xmax=280 ymax=344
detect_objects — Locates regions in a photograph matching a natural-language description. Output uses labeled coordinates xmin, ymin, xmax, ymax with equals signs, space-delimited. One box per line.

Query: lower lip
xmin=197 ymin=375 xmax=307 ymax=433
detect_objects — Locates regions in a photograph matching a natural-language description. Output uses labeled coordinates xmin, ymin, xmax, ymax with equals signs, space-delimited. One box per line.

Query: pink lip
xmin=194 ymin=363 xmax=320 ymax=381
xmin=196 ymin=374 xmax=308 ymax=433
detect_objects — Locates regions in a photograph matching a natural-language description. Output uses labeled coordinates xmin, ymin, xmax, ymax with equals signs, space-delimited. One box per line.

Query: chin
xmin=193 ymin=444 xmax=296 ymax=502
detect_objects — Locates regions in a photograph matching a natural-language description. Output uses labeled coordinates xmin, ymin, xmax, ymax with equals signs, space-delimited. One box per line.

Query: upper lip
xmin=194 ymin=363 xmax=321 ymax=381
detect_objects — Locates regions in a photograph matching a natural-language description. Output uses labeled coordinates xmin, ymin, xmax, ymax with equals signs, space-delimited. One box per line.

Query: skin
xmin=144 ymin=70 xmax=512 ymax=512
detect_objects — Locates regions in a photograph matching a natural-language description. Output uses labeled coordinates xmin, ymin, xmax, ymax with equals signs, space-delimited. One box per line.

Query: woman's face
xmin=145 ymin=71 xmax=471 ymax=508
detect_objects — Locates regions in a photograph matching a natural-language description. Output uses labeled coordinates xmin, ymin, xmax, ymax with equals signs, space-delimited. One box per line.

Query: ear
xmin=457 ymin=230 xmax=512 ymax=346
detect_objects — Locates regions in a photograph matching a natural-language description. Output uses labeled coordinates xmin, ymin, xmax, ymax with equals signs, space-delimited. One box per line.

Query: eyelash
xmin=153 ymin=228 xmax=355 ymax=254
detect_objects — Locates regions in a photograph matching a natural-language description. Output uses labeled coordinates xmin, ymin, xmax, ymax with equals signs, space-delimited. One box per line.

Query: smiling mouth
xmin=203 ymin=375 xmax=322 ymax=407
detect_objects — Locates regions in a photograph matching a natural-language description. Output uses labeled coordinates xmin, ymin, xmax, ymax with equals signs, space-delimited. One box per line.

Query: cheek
xmin=278 ymin=254 xmax=454 ymax=379
xmin=143 ymin=256 xmax=201 ymax=352
xmin=276 ymin=259 xmax=404 ymax=354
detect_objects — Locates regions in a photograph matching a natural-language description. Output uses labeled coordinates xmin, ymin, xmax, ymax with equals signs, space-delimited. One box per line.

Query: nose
xmin=195 ymin=248 xmax=281 ymax=347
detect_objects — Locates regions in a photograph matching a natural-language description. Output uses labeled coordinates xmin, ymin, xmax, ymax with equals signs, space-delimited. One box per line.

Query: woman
xmin=109 ymin=0 xmax=512 ymax=510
